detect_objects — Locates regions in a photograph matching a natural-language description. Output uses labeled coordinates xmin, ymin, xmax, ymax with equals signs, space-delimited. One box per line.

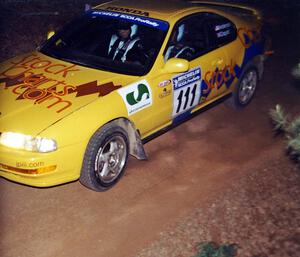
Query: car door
xmin=162 ymin=13 xmax=232 ymax=121
xmin=146 ymin=17 xmax=204 ymax=131
xmin=202 ymin=13 xmax=239 ymax=101
xmin=189 ymin=13 xmax=239 ymax=105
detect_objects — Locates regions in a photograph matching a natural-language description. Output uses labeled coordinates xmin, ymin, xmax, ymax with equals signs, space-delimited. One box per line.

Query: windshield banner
xmin=88 ymin=10 xmax=169 ymax=31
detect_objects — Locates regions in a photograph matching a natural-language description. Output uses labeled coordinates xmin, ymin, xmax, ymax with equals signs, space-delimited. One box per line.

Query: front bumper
xmin=0 ymin=141 xmax=86 ymax=187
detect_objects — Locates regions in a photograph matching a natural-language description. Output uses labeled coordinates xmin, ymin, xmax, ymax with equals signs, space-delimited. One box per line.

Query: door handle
xmin=212 ymin=58 xmax=224 ymax=66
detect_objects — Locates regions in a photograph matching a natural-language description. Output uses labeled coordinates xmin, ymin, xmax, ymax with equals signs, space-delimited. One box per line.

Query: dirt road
xmin=1 ymin=55 xmax=299 ymax=257
xmin=1 ymin=2 xmax=300 ymax=257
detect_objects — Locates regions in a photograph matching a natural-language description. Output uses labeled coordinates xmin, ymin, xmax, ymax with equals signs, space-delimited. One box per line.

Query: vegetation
xmin=270 ymin=104 xmax=300 ymax=162
xmin=194 ymin=242 xmax=237 ymax=257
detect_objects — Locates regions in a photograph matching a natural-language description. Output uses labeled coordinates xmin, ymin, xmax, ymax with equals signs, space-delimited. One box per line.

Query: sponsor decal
xmin=172 ymin=67 xmax=201 ymax=117
xmin=16 ymin=162 xmax=44 ymax=168
xmin=0 ymin=54 xmax=121 ymax=113
xmin=6 ymin=54 xmax=80 ymax=78
xmin=238 ymin=27 xmax=261 ymax=49
xmin=215 ymin=22 xmax=231 ymax=31
xmin=158 ymin=79 xmax=171 ymax=88
xmin=201 ymin=27 xmax=263 ymax=100
xmin=106 ymin=6 xmax=149 ymax=17
xmin=215 ymin=23 xmax=232 ymax=38
xmin=89 ymin=10 xmax=168 ymax=30
xmin=217 ymin=30 xmax=230 ymax=38
xmin=203 ymin=59 xmax=237 ymax=93
xmin=118 ymin=79 xmax=152 ymax=115
xmin=159 ymin=88 xmax=171 ymax=98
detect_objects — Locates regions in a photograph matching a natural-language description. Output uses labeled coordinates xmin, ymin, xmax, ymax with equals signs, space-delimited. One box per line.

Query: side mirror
xmin=47 ymin=31 xmax=55 ymax=40
xmin=162 ymin=58 xmax=189 ymax=74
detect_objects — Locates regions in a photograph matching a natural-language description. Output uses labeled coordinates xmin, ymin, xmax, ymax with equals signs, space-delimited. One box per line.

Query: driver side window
xmin=164 ymin=13 xmax=237 ymax=62
xmin=164 ymin=21 xmax=195 ymax=62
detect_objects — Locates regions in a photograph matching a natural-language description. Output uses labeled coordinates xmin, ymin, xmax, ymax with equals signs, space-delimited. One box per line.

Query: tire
xmin=226 ymin=68 xmax=258 ymax=109
xmin=80 ymin=123 xmax=129 ymax=191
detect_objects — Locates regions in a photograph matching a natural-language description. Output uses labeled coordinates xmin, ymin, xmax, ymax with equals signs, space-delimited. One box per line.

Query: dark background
xmin=0 ymin=0 xmax=299 ymax=62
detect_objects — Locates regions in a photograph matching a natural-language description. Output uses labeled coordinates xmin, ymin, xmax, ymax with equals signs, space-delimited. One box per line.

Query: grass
xmin=194 ymin=242 xmax=237 ymax=257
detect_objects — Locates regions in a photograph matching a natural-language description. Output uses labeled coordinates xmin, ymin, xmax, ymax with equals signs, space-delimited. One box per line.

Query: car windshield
xmin=41 ymin=10 xmax=169 ymax=76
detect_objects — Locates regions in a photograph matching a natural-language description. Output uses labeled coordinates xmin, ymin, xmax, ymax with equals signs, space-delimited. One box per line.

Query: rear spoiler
xmin=187 ymin=1 xmax=263 ymax=21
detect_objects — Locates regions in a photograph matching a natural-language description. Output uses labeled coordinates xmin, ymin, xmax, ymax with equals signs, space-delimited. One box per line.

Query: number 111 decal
xmin=172 ymin=67 xmax=201 ymax=117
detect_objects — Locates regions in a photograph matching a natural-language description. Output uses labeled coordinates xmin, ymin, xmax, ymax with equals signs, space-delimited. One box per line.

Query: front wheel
xmin=226 ymin=68 xmax=258 ymax=108
xmin=80 ymin=124 xmax=129 ymax=191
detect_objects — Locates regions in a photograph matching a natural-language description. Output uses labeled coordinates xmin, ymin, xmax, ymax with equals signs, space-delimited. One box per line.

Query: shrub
xmin=270 ymin=104 xmax=300 ymax=162
xmin=194 ymin=242 xmax=237 ymax=257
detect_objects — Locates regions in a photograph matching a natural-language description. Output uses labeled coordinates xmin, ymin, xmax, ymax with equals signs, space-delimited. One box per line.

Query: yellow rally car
xmin=0 ymin=0 xmax=268 ymax=191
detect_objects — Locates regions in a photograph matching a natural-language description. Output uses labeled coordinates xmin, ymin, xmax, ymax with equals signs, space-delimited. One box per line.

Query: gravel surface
xmin=135 ymin=157 xmax=300 ymax=257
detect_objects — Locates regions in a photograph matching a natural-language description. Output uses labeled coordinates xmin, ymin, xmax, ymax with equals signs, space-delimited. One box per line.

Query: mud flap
xmin=114 ymin=118 xmax=148 ymax=160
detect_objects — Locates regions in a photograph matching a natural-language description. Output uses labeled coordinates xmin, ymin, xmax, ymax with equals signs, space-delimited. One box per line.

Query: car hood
xmin=0 ymin=52 xmax=135 ymax=135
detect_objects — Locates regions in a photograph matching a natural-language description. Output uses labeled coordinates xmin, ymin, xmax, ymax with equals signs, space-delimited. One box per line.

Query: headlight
xmin=0 ymin=132 xmax=57 ymax=153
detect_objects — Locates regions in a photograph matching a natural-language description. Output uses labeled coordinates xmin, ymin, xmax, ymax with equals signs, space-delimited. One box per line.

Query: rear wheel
xmin=80 ymin=124 xmax=129 ymax=191
xmin=226 ymin=68 xmax=258 ymax=108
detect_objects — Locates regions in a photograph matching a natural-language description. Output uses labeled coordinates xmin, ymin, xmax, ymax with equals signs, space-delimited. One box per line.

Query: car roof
xmin=94 ymin=0 xmax=201 ymax=20
xmin=94 ymin=0 xmax=260 ymax=26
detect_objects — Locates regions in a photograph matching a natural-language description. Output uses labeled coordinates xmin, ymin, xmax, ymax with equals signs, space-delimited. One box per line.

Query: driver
xmin=164 ymin=23 xmax=195 ymax=62
xmin=107 ymin=21 xmax=146 ymax=64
